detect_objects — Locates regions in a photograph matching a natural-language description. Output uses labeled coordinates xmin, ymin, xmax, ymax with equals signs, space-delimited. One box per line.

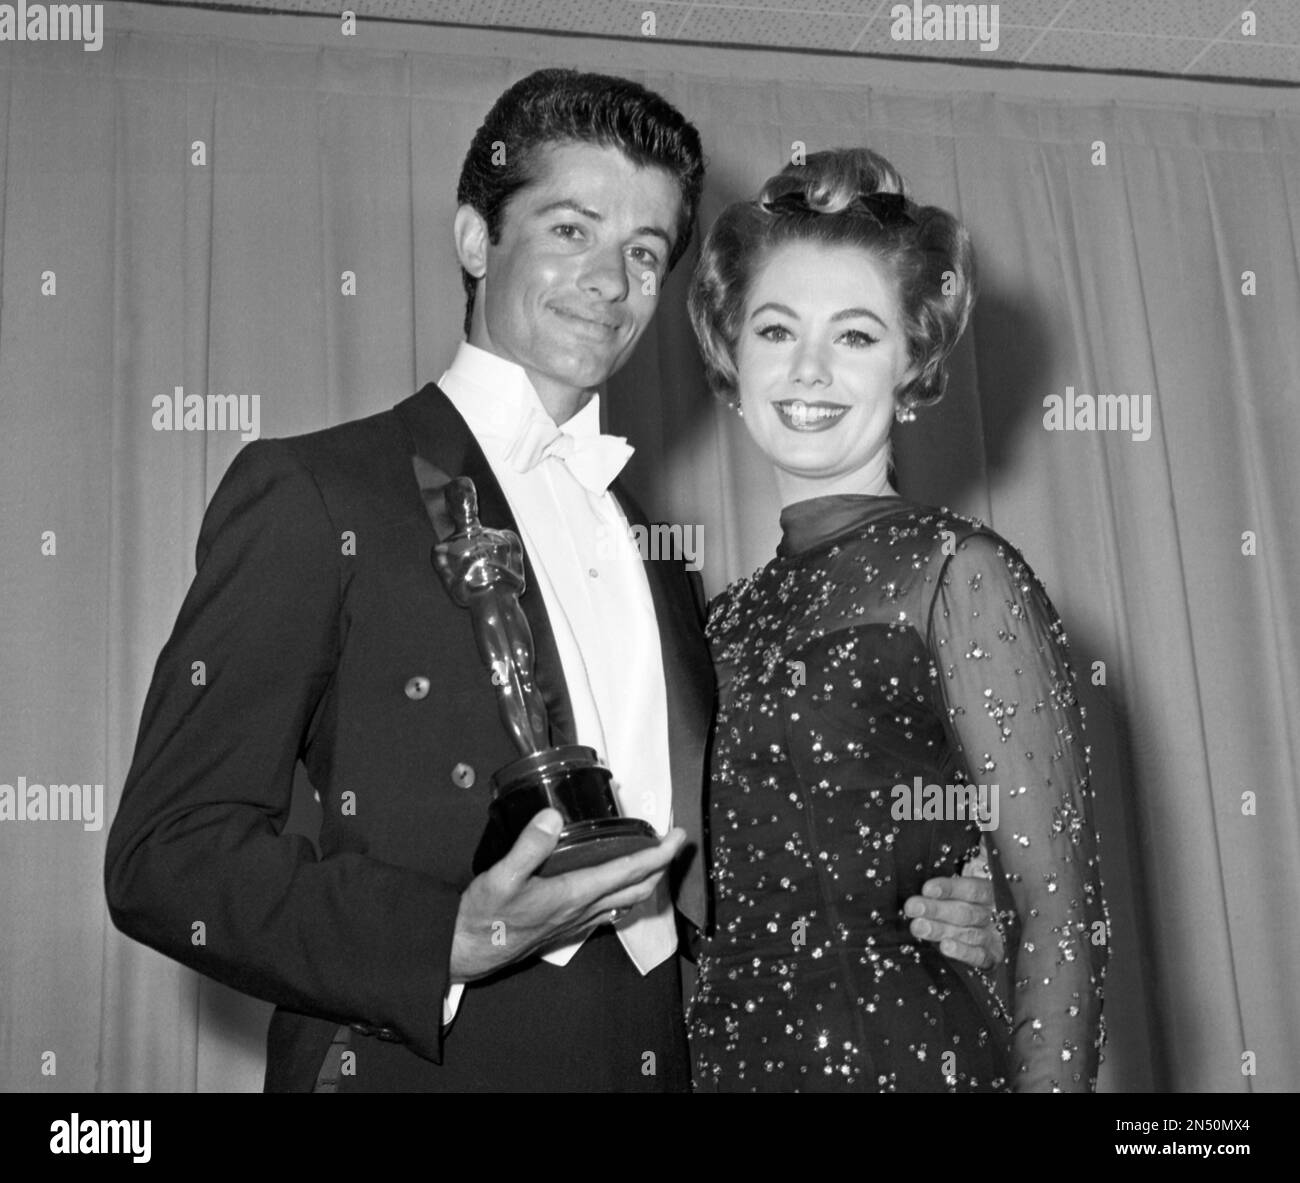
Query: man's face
xmin=459 ymin=141 xmax=682 ymax=420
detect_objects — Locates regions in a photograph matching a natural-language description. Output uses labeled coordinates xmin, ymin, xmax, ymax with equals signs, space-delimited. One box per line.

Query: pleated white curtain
xmin=1 ymin=21 xmax=1296 ymax=1092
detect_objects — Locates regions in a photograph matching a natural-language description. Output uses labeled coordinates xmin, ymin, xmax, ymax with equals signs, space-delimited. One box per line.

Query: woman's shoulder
xmin=849 ymin=502 xmax=1059 ymax=632
xmin=917 ymin=509 xmax=1045 ymax=589
xmin=918 ymin=513 xmax=1067 ymax=648
xmin=825 ymin=498 xmax=1000 ymax=561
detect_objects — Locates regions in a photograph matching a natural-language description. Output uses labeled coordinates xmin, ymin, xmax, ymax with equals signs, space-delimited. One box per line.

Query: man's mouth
xmin=552 ymin=306 xmax=619 ymax=335
xmin=772 ymin=400 xmax=849 ymax=431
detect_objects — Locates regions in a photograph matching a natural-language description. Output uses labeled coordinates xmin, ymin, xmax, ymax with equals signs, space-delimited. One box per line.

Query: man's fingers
xmin=493 ymin=808 xmax=564 ymax=889
xmin=584 ymin=868 xmax=669 ymax=917
xmin=908 ymin=884 xmax=1006 ymax=972
xmin=543 ymin=871 xmax=668 ymax=947
xmin=921 ymin=873 xmax=994 ymax=906
xmin=905 ymin=894 xmax=989 ymax=928
xmin=932 ymin=899 xmax=989 ymax=928
xmin=912 ymin=918 xmax=985 ymax=947
xmin=551 ymin=827 xmax=686 ymax=905
xmin=909 ymin=916 xmax=993 ymax=969
xmin=937 ymin=935 xmax=993 ymax=970
xmin=986 ymin=924 xmax=1005 ymax=970
xmin=478 ymin=822 xmax=683 ymax=954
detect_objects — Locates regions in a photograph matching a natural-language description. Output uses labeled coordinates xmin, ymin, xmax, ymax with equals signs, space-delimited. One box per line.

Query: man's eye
xmin=757 ymin=324 xmax=791 ymax=342
xmin=553 ymin=224 xmax=583 ymax=240
xmin=839 ymin=329 xmax=880 ymax=347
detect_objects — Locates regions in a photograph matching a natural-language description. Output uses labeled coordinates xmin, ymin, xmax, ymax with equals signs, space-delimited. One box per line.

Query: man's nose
xmin=578 ymin=244 xmax=629 ymax=301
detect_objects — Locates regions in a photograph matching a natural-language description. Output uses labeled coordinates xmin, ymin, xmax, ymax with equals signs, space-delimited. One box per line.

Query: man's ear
xmin=454 ymin=204 xmax=489 ymax=280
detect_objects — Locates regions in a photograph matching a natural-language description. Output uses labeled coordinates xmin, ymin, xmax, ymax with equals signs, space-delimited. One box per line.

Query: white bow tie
xmin=504 ymin=408 xmax=634 ymax=495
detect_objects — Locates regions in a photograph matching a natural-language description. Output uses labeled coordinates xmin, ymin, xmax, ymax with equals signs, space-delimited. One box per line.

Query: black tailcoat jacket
xmin=105 ymin=383 xmax=715 ymax=1092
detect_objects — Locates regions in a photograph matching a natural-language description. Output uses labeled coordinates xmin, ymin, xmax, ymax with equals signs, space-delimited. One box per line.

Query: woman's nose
xmin=790 ymin=341 xmax=831 ymax=387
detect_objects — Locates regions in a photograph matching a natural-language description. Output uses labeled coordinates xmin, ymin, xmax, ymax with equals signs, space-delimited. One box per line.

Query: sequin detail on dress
xmin=689 ymin=495 xmax=1107 ymax=1092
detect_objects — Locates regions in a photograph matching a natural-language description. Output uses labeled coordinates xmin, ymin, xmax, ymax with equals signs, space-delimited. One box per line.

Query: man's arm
xmin=105 ymin=440 xmax=691 ymax=1056
xmin=104 ymin=441 xmax=467 ymax=1061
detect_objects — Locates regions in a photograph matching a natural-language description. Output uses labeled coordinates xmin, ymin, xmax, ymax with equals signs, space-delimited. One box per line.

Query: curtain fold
xmin=1 ymin=27 xmax=1296 ymax=1092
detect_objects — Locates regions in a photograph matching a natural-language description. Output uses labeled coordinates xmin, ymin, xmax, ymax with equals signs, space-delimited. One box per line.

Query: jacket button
xmin=451 ymin=763 xmax=476 ymax=789
xmin=404 ymin=675 xmax=431 ymax=700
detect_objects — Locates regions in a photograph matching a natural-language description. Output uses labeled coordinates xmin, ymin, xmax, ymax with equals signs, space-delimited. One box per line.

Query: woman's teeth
xmin=775 ymin=400 xmax=848 ymax=428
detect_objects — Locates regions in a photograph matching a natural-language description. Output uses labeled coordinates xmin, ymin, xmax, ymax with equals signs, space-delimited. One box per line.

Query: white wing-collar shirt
xmin=437 ymin=342 xmax=678 ymax=1023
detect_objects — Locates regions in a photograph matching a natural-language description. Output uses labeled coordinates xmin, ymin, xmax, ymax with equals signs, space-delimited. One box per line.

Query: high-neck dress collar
xmin=777 ymin=493 xmax=906 ymax=558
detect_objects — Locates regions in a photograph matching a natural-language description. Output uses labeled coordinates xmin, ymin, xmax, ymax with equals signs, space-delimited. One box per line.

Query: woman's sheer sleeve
xmin=927 ymin=529 xmax=1108 ymax=1091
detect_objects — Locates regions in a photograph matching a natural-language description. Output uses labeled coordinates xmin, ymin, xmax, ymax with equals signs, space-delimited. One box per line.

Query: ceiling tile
xmin=1057 ymin=0 xmax=1245 ymax=38
xmin=130 ymin=0 xmax=1300 ymax=82
xmin=1194 ymin=39 xmax=1300 ymax=81
xmin=678 ymin=5 xmax=870 ymax=50
xmin=1025 ymin=26 xmax=1208 ymax=73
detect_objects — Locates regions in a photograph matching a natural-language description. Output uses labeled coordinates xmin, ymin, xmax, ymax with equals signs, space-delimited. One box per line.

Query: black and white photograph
xmin=0 ymin=0 xmax=1296 ymax=1156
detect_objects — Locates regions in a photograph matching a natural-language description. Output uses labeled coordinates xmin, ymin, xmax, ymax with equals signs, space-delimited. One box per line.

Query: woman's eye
xmin=839 ymin=328 xmax=879 ymax=348
xmin=553 ymin=224 xmax=583 ymax=240
xmin=757 ymin=324 xmax=791 ymax=342
xmin=629 ymin=246 xmax=660 ymax=267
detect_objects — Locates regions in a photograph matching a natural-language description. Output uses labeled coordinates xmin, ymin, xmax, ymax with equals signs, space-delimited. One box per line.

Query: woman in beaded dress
xmin=685 ymin=149 xmax=1108 ymax=1092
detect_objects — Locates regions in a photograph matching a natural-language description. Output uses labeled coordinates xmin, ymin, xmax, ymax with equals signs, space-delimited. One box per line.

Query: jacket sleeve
xmin=104 ymin=439 xmax=462 ymax=1063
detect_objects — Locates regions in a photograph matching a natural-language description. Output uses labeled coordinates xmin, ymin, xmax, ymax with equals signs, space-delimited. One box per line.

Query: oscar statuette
xmin=432 ymin=477 xmax=659 ymax=876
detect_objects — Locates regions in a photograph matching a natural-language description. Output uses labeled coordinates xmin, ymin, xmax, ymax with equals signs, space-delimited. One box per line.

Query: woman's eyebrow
xmin=749 ymin=301 xmax=798 ymax=320
xmin=750 ymin=302 xmax=888 ymax=330
xmin=831 ymin=307 xmax=888 ymax=329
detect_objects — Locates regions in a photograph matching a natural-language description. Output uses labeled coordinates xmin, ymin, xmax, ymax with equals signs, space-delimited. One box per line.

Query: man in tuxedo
xmin=105 ymin=68 xmax=1002 ymax=1092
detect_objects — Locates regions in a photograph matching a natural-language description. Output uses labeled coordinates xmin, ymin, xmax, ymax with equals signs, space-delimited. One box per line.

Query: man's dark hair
xmin=456 ymin=68 xmax=706 ymax=336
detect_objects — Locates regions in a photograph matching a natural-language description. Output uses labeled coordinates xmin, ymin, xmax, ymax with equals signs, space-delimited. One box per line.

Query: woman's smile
xmin=771 ymin=399 xmax=851 ymax=431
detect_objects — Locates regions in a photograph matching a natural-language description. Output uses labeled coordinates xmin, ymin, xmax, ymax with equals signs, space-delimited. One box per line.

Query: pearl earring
xmin=894 ymin=403 xmax=916 ymax=424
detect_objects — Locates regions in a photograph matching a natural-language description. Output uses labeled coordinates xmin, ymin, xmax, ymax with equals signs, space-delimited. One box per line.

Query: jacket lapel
xmin=394 ymin=382 xmax=712 ymax=932
xmin=394 ymin=383 xmax=578 ymax=749
xmin=610 ymin=479 xmax=714 ymax=934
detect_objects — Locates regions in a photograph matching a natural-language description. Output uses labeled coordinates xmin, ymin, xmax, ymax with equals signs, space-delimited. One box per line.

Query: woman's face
xmin=735 ymin=240 xmax=909 ymax=487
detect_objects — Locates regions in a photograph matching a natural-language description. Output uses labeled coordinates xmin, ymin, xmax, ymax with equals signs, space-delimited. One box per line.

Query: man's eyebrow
xmin=533 ymin=199 xmax=674 ymax=249
xmin=750 ymin=301 xmax=889 ymax=330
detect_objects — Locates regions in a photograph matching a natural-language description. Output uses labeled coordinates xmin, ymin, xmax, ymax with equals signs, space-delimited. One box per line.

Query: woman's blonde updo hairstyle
xmin=688 ymin=147 xmax=975 ymax=413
